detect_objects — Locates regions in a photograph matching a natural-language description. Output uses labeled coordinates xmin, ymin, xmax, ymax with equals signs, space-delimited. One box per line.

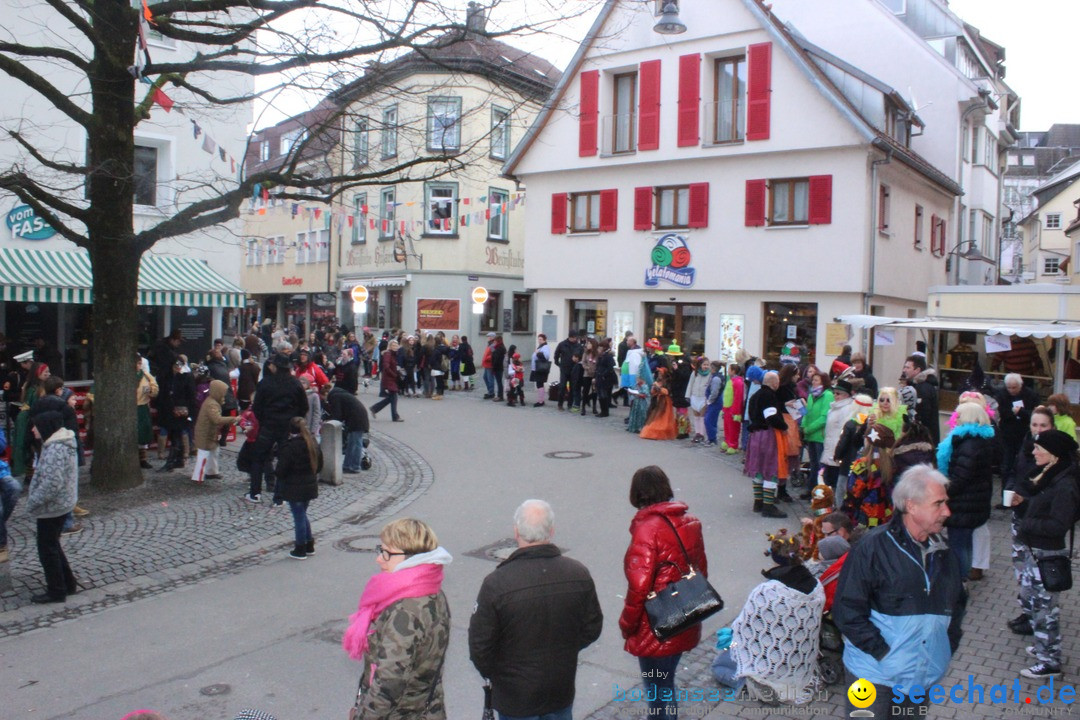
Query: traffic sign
xmin=471 ymin=286 xmax=489 ymax=304
xmin=351 ymin=285 xmax=369 ymax=304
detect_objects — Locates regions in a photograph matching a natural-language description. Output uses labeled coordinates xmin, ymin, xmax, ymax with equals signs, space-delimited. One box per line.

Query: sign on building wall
xmin=719 ymin=314 xmax=744 ymax=364
xmin=416 ymin=299 xmax=460 ymax=331
xmin=825 ymin=323 xmax=851 ymax=355
xmin=645 ymin=234 xmax=695 ymax=288
xmin=7 ymin=204 xmax=57 ymax=241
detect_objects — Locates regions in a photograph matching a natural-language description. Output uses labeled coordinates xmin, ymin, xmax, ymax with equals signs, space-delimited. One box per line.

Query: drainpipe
xmin=954 ymin=91 xmax=991 ymax=284
xmin=865 ymin=147 xmax=893 ymax=362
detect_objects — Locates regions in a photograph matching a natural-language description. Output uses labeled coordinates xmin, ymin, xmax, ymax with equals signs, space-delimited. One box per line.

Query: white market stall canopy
xmin=835 ymin=315 xmax=1080 ymax=339
xmin=0 ymin=247 xmax=245 ymax=308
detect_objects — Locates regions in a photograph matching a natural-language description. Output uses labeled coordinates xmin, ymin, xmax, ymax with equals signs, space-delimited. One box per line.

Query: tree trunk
xmin=88 ymin=4 xmax=142 ymax=490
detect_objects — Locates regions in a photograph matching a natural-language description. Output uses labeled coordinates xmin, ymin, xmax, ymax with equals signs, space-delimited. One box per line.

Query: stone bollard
xmin=320 ymin=420 xmax=344 ymax=486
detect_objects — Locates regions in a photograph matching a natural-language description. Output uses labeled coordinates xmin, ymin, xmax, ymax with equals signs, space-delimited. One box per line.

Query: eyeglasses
xmin=822 ymin=528 xmax=839 ymax=537
xmin=375 ymin=544 xmax=411 ymax=561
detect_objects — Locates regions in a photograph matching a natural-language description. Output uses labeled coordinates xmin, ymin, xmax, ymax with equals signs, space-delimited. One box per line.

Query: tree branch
xmin=0 ymin=54 xmax=93 ymax=128
xmin=0 ymin=171 xmax=89 ymax=246
xmin=0 ymin=41 xmax=90 ymax=72
xmin=6 ymin=130 xmax=90 ymax=175
xmin=41 ymin=0 xmax=103 ymax=53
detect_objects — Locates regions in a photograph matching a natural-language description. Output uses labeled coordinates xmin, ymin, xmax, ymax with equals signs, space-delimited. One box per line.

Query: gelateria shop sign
xmin=645 ymin=233 xmax=695 ymax=288
xmin=7 ymin=204 xmax=57 ymax=241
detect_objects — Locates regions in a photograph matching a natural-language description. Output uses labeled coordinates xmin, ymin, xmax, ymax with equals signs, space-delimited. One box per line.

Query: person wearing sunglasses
xmin=342 ymin=518 xmax=452 ymax=718
xmin=871 ymin=387 xmax=904 ymax=442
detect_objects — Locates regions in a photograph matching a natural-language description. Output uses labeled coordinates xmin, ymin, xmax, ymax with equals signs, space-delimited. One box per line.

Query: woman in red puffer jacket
xmin=619 ymin=465 xmax=709 ymax=716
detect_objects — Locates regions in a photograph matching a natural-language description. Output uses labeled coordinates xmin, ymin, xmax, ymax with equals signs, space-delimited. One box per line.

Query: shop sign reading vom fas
xmin=7 ymin=204 xmax=58 ymax=241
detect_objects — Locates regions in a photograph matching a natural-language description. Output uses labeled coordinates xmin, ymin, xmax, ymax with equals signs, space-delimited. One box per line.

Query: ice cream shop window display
xmin=763 ymin=302 xmax=817 ymax=367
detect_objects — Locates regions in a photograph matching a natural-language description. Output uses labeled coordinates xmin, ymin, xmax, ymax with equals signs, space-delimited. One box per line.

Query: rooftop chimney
xmin=466 ymin=1 xmax=487 ymax=34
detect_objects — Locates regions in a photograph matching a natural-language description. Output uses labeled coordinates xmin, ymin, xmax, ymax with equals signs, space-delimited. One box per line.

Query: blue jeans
xmin=0 ymin=475 xmax=22 ymax=547
xmin=704 ymin=402 xmax=722 ymax=443
xmin=289 ymin=501 xmax=311 ymax=546
xmin=806 ymin=442 xmax=823 ymax=484
xmin=483 ymin=368 xmax=496 ymax=395
xmin=638 ymin=653 xmax=681 ymax=716
xmin=948 ymin=526 xmax=974 ymax=576
xmin=499 ymin=707 xmax=572 ymax=720
xmin=343 ymin=430 xmax=364 ymax=472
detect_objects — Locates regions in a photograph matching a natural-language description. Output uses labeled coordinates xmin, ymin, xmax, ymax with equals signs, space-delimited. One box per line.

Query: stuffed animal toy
xmin=799 ymin=483 xmax=836 ymax=561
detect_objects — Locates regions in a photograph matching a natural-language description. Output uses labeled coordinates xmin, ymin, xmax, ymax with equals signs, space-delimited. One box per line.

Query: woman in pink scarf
xmin=342 ymin=518 xmax=452 ymax=719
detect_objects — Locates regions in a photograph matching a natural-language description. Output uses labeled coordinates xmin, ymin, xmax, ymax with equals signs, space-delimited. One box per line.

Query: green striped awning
xmin=0 ymin=247 xmax=245 ymax=308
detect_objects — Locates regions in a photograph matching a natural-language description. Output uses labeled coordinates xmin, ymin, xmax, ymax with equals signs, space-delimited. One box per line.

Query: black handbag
xmin=644 ymin=515 xmax=723 ymax=641
xmin=1036 ymin=528 xmax=1074 ymax=593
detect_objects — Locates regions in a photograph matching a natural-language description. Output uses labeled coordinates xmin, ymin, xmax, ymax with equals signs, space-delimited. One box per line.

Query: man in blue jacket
xmin=0 ymin=428 xmax=21 ymax=563
xmin=833 ymin=464 xmax=966 ymax=717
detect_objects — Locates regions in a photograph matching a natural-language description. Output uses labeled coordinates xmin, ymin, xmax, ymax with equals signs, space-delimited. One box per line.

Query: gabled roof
xmin=1032 ymin=157 xmax=1080 ymax=207
xmin=246 ymin=99 xmax=340 ymax=175
xmin=504 ymin=0 xmax=961 ymax=196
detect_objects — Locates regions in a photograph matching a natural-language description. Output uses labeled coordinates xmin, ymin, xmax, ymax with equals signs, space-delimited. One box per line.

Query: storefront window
xmin=569 ymin=300 xmax=607 ymax=337
xmin=763 ymin=302 xmax=817 ymax=367
xmin=387 ymin=289 xmax=403 ymax=331
xmin=644 ymin=303 xmax=705 ymax=356
xmin=512 ymin=293 xmax=531 ymax=332
xmin=481 ymin=292 xmax=502 ymax=333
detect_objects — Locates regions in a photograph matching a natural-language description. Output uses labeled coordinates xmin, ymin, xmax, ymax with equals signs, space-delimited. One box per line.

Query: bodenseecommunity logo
xmin=848 ymin=676 xmax=1079 ymax=716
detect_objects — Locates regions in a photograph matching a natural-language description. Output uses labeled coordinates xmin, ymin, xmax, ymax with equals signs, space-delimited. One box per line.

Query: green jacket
xmin=802 ymin=389 xmax=833 ymax=443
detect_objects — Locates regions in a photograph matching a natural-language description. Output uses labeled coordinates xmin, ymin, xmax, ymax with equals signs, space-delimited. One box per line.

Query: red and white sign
xmin=350 ymin=285 xmax=369 ymax=304
xmin=471 ymin=286 xmax=489 ymax=304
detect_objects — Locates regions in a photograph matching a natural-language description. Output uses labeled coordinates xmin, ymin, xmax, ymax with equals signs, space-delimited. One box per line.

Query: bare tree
xmin=0 ymin=0 xmax=596 ymax=489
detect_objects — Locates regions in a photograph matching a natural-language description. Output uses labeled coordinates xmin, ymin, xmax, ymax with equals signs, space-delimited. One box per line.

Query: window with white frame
xmin=488 ymin=188 xmax=509 ymax=241
xmin=380 ymin=187 xmax=395 ymax=240
xmin=712 ymin=56 xmax=745 ymax=144
xmin=981 ymin=213 xmax=994 ymax=251
xmin=984 ymin=131 xmax=997 ymax=171
xmin=1046 ymin=213 xmax=1063 ymax=230
xmin=315 ymin=228 xmax=330 ymax=262
xmin=354 ymin=118 xmax=369 ymax=167
xmin=268 ymin=235 xmax=285 ymax=264
xmin=771 ymin=179 xmax=810 ymax=226
xmin=968 ymin=209 xmax=978 ymax=248
xmin=1044 ymin=256 xmax=1061 ymax=275
xmin=295 ymin=231 xmax=310 ymax=264
xmin=428 ymin=97 xmax=462 ymax=152
xmin=490 ymin=107 xmax=511 ymax=160
xmin=656 ymin=186 xmax=690 ymax=229
xmin=133 ymin=144 xmax=158 ymax=206
xmin=425 ymin=182 xmax=457 ymax=235
xmin=352 ymin=193 xmax=367 ymax=244
xmin=381 ymin=106 xmax=397 ymax=159
xmin=246 ymin=239 xmax=260 ymax=266
xmin=281 ymin=128 xmax=308 ymax=155
xmin=259 ymin=139 xmax=270 ymax=162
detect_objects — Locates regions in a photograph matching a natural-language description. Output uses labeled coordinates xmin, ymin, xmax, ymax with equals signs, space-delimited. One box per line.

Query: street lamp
xmin=945 ymin=240 xmax=994 ymax=275
xmin=653 ymin=1 xmax=687 ymax=35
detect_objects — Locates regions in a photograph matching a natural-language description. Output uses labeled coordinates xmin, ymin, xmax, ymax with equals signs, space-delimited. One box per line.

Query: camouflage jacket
xmin=356 ymin=591 xmax=451 ymax=719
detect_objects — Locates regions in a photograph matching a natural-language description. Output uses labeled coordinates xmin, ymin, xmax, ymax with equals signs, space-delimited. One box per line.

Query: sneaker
xmin=1008 ymin=613 xmax=1032 ymax=629
xmin=31 ymin=593 xmax=65 ymax=604
xmin=305 ymin=540 xmax=315 ymax=556
xmin=72 ymin=505 xmax=90 ymax=518
xmin=244 ymin=493 xmax=261 ymax=503
xmin=760 ymin=504 xmax=788 ymax=518
xmin=289 ymin=547 xmax=307 ymax=561
xmin=273 ymin=500 xmax=284 ymax=508
xmin=1026 ymin=646 xmax=1038 ymax=658
xmin=1009 ymin=618 xmax=1034 ymax=636
xmin=61 ymin=523 xmax=82 ymax=535
xmin=392 ymin=417 xmax=404 ymax=422
xmin=1021 ymin=663 xmax=1061 ymax=679
xmin=204 ymin=473 xmax=223 ymax=480
xmin=726 ymin=447 xmax=738 ymax=455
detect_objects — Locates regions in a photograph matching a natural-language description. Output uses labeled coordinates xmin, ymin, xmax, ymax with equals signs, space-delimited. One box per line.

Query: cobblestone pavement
xmin=0 ymin=430 xmax=432 ymax=637
xmin=545 ymin=402 xmax=1080 ymax=719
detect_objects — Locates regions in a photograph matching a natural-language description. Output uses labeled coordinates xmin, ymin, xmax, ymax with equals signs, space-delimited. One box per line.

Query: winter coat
xmin=748 ymin=385 xmax=787 ymax=432
xmin=1054 ymin=414 xmax=1077 ymax=441
xmin=833 ymin=419 xmax=868 ymax=474
xmin=204 ymin=358 xmax=237 ymax=411
xmin=237 ymin=361 xmax=261 ymax=403
xmin=802 ymin=389 xmax=834 ymax=443
xmin=380 ymin=350 xmax=400 ymax=394
xmin=1014 ymin=460 xmax=1080 ymax=551
xmin=853 ymin=368 xmax=878 ymax=398
xmin=459 ymin=341 xmax=475 ymax=376
xmin=892 ymin=437 xmax=936 ymax=480
xmin=822 ymin=396 xmax=853 ymax=467
xmin=136 ymin=370 xmax=158 ymax=407
xmin=686 ymin=371 xmax=710 ymax=412
xmin=529 ymin=343 xmax=552 ymax=384
xmin=252 ymin=371 xmax=308 ymax=436
xmin=596 ymin=350 xmax=617 ymax=396
xmin=357 ymin=591 xmax=451 ymax=720
xmin=469 ymin=544 xmax=603 ymax=717
xmin=910 ymin=370 xmax=940 ymax=444
xmin=0 ymin=429 xmax=9 ymax=479
xmin=25 ymin=427 xmax=78 ymax=519
xmin=833 ymin=518 xmax=966 ymax=688
xmin=619 ymin=501 xmax=708 ymax=658
xmin=326 ymin=387 xmax=370 ymax=434
xmin=670 ymin=362 xmax=692 ymax=409
xmin=490 ymin=341 xmax=507 ymax=374
xmin=156 ymin=371 xmax=196 ymax=433
xmin=994 ymin=385 xmax=1038 ymax=447
xmin=937 ymin=424 xmax=995 ymax=529
xmin=194 ymin=380 xmax=237 ymax=451
xmin=1006 ymin=434 xmax=1039 ymax=492
xmin=553 ymin=338 xmax=582 ymax=376
xmin=275 ymin=434 xmax=322 ymax=503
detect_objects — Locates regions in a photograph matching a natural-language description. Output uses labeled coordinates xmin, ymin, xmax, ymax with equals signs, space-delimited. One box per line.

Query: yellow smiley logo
xmin=847 ymin=677 xmax=876 ymax=709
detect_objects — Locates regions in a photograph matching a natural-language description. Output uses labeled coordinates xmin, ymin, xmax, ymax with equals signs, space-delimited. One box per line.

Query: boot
xmin=305 ymin=539 xmax=315 ymax=556
xmin=139 ymin=447 xmax=152 ymax=469
xmin=753 ymin=499 xmax=763 ymax=513
xmin=760 ymin=503 xmax=788 ymax=518
xmin=289 ymin=544 xmax=307 ymax=560
xmin=179 ymin=435 xmax=190 ymax=468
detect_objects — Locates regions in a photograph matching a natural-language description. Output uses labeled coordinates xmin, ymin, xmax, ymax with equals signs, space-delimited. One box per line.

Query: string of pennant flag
xmin=244 ymin=189 xmax=527 ymax=236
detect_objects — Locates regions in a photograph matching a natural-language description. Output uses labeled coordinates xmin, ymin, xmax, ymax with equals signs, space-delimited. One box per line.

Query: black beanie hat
xmin=1033 ymin=429 xmax=1079 ymax=460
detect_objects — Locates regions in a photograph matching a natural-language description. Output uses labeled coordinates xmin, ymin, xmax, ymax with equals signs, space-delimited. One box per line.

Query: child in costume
xmin=841 ymin=423 xmax=896 ymax=528
xmin=721 ymin=364 xmax=744 ymax=453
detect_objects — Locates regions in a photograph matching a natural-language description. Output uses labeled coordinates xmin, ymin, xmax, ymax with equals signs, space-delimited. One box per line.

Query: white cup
xmin=1003 ymin=490 xmax=1016 ymax=507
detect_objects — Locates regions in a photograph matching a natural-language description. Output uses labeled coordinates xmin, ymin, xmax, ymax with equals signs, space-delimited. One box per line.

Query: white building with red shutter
xmin=505 ymin=0 xmax=963 ymax=371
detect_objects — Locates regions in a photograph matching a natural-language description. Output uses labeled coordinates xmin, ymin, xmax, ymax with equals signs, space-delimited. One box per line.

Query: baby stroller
xmin=816 ymin=552 xmax=848 ymax=685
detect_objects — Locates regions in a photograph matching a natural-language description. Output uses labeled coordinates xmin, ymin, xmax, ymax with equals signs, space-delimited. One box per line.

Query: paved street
xmin=0 ymin=387 xmax=1077 ymax=719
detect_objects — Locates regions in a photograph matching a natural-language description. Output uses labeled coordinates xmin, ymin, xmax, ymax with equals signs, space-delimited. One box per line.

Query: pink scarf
xmin=342 ymin=563 xmax=444 ymax=660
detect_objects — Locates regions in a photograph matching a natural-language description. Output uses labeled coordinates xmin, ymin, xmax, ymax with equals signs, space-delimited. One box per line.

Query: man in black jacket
xmin=553 ymin=329 xmax=583 ymax=411
xmin=995 ymin=373 xmax=1039 ymax=495
xmin=746 ymin=371 xmax=789 ymax=518
xmin=249 ymin=354 xmax=308 ymax=504
xmin=902 ymin=355 xmax=940 ymax=444
xmin=469 ymin=499 xmax=603 ymax=719
xmin=324 ymin=385 xmax=369 ymax=473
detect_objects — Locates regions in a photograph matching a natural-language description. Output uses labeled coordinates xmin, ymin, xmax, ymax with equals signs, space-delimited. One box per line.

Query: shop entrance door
xmin=763 ymin=302 xmax=818 ymax=367
xmin=644 ymin=303 xmax=706 ymax=355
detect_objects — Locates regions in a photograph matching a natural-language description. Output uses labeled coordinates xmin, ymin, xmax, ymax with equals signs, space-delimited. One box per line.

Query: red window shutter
xmin=551 ymin=193 xmax=567 ymax=234
xmin=745 ymin=179 xmax=766 ymax=227
xmin=579 ymin=70 xmax=599 ymax=157
xmin=638 ymin=60 xmax=662 ymax=151
xmin=930 ymin=214 xmax=939 ymax=254
xmin=677 ymin=53 xmax=701 ymax=147
xmin=808 ymin=175 xmax=832 ymax=224
xmin=634 ymin=186 xmax=654 ymax=231
xmin=688 ymin=182 xmax=709 ymax=228
xmin=599 ymin=189 xmax=618 ymax=231
xmin=746 ymin=42 xmax=772 ymax=141
xmin=938 ymin=219 xmax=947 ymax=255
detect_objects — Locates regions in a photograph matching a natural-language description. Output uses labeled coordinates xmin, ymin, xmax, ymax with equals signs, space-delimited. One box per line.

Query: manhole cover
xmin=464 ymin=538 xmax=519 ymax=562
xmin=543 ymin=450 xmax=593 ymax=460
xmin=334 ymin=534 xmax=381 ymax=554
xmin=200 ymin=684 xmax=231 ymax=697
